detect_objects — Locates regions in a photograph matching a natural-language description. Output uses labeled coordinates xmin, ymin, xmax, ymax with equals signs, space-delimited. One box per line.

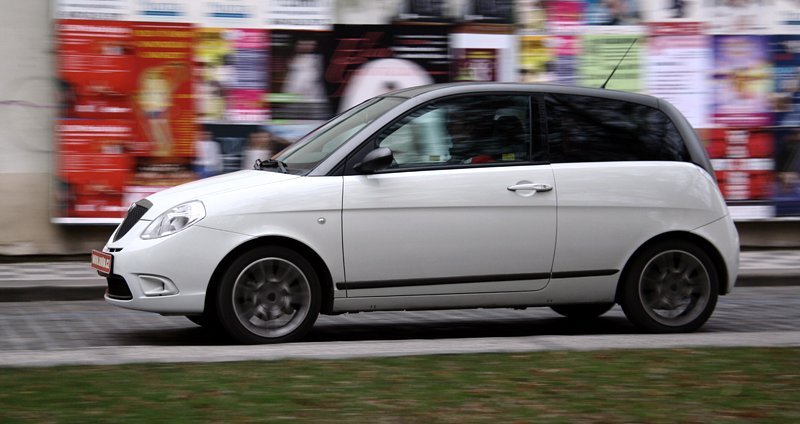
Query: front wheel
xmin=620 ymin=240 xmax=719 ymax=333
xmin=216 ymin=246 xmax=320 ymax=344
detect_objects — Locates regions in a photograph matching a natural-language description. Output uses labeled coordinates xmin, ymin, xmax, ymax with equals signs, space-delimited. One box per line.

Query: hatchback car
xmin=92 ymin=83 xmax=739 ymax=344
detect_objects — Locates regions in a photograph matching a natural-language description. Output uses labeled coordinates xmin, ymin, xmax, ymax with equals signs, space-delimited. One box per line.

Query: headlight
xmin=141 ymin=201 xmax=206 ymax=240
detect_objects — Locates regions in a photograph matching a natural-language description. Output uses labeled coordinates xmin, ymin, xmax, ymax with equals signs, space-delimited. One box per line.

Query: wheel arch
xmin=204 ymin=235 xmax=335 ymax=316
xmin=614 ymin=231 xmax=729 ymax=303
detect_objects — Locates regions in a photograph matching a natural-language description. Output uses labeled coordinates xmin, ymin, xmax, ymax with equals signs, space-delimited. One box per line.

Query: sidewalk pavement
xmin=0 ymin=250 xmax=799 ymax=302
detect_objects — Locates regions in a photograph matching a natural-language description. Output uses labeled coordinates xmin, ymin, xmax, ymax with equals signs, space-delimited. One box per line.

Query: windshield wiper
xmin=254 ymin=159 xmax=288 ymax=174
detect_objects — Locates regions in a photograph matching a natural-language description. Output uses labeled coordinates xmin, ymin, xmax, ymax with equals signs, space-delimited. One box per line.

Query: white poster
xmin=646 ymin=32 xmax=712 ymax=128
xmin=130 ymin=0 xmax=194 ymax=22
xmin=450 ymin=32 xmax=517 ymax=82
xmin=264 ymin=0 xmax=334 ymax=30
xmin=702 ymin=0 xmax=773 ymax=34
xmin=775 ymin=0 xmax=800 ymax=34
xmin=193 ymin=0 xmax=261 ymax=28
xmin=54 ymin=0 xmax=131 ymax=20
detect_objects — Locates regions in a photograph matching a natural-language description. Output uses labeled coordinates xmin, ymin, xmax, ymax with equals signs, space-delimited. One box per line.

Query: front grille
xmin=106 ymin=275 xmax=133 ymax=300
xmin=113 ymin=202 xmax=150 ymax=242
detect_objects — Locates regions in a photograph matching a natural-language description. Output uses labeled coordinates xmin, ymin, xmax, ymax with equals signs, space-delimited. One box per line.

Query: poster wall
xmin=52 ymin=0 xmax=800 ymax=222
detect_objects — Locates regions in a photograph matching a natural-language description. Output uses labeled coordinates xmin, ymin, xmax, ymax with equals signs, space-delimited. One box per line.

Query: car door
xmin=339 ymin=94 xmax=557 ymax=297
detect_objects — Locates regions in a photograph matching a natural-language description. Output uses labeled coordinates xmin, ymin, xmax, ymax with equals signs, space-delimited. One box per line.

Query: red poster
xmin=57 ymin=20 xmax=136 ymax=119
xmin=57 ymin=120 xmax=134 ymax=218
xmin=132 ymin=22 xmax=195 ymax=157
xmin=707 ymin=128 xmax=774 ymax=201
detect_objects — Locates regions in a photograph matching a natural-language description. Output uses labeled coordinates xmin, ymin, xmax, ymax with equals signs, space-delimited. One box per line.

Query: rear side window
xmin=545 ymin=93 xmax=689 ymax=164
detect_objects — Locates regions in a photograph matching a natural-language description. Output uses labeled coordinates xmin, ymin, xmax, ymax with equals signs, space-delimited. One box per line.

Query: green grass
xmin=1 ymin=347 xmax=799 ymax=423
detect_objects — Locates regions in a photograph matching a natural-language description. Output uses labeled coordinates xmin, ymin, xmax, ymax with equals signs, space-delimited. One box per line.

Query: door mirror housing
xmin=354 ymin=147 xmax=394 ymax=174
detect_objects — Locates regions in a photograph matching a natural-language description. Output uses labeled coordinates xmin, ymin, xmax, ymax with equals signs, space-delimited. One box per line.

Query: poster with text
xmin=646 ymin=28 xmax=711 ymax=128
xmin=193 ymin=0 xmax=261 ymax=28
xmin=56 ymin=120 xmax=134 ymax=220
xmin=55 ymin=0 xmax=130 ymax=20
xmin=770 ymin=36 xmax=800 ymax=127
xmin=584 ymin=0 xmax=641 ymax=25
xmin=712 ymin=35 xmax=772 ymax=128
xmin=57 ymin=19 xmax=136 ymax=120
xmin=462 ymin=0 xmax=514 ymax=24
xmin=550 ymin=35 xmax=579 ymax=85
xmin=706 ymin=128 xmax=775 ymax=218
xmin=702 ymin=0 xmax=772 ymax=34
xmin=130 ymin=0 xmax=194 ymax=22
xmin=264 ymin=0 xmax=334 ymax=30
xmin=579 ymin=33 xmax=642 ymax=92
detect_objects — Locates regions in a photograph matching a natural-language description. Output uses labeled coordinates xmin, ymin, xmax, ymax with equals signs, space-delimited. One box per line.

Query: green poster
xmin=579 ymin=34 xmax=641 ymax=92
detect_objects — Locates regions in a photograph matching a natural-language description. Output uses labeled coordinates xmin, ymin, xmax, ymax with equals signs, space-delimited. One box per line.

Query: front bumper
xmin=102 ymin=221 xmax=252 ymax=315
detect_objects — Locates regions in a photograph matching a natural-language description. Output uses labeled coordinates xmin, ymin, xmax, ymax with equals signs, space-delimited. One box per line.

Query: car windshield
xmin=273 ymin=97 xmax=404 ymax=174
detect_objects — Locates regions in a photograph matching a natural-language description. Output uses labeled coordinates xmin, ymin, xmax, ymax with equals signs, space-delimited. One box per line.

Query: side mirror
xmin=354 ymin=147 xmax=394 ymax=174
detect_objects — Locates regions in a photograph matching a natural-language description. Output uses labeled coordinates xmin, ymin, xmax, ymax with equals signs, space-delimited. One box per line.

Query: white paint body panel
xmin=342 ymin=165 xmax=557 ymax=296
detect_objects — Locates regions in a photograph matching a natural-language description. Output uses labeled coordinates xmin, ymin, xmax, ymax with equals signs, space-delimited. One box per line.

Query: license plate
xmin=91 ymin=250 xmax=113 ymax=275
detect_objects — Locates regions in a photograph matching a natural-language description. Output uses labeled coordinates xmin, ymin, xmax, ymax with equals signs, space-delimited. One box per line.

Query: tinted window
xmin=372 ymin=95 xmax=535 ymax=170
xmin=545 ymin=93 xmax=689 ymax=163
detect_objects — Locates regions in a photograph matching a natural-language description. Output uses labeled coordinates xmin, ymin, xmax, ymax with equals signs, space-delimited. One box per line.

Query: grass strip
xmin=1 ymin=347 xmax=799 ymax=423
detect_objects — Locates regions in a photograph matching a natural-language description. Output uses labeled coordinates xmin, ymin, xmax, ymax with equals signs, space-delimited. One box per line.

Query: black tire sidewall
xmin=550 ymin=303 xmax=615 ymax=319
xmin=621 ymin=240 xmax=719 ymax=333
xmin=216 ymin=246 xmax=321 ymax=344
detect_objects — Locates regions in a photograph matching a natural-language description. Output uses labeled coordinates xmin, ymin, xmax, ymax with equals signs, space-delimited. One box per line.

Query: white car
xmin=92 ymin=83 xmax=739 ymax=344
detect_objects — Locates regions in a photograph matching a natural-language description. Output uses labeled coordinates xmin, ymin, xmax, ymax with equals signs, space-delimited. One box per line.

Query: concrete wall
xmin=0 ymin=2 xmax=114 ymax=255
xmin=0 ymin=2 xmax=796 ymax=256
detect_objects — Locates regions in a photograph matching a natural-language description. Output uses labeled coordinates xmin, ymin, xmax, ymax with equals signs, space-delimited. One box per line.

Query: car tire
xmin=186 ymin=314 xmax=209 ymax=327
xmin=216 ymin=246 xmax=321 ymax=344
xmin=620 ymin=240 xmax=719 ymax=333
xmin=550 ymin=303 xmax=614 ymax=319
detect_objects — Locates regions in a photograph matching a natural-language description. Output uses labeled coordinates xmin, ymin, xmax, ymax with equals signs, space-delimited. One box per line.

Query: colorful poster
xmin=706 ymin=128 xmax=775 ymax=212
xmin=703 ymin=0 xmax=772 ymax=34
xmin=57 ymin=19 xmax=136 ymax=120
xmin=264 ymin=0 xmax=334 ymax=30
xmin=545 ymin=0 xmax=584 ymax=34
xmin=54 ymin=0 xmax=130 ymax=20
xmin=132 ymin=22 xmax=195 ymax=157
xmin=518 ymin=35 xmax=553 ymax=82
xmin=270 ymin=30 xmax=332 ymax=121
xmin=196 ymin=28 xmax=269 ymax=124
xmin=712 ymin=35 xmax=772 ymax=128
xmin=584 ymin=0 xmax=641 ymax=25
xmin=326 ymin=25 xmax=451 ymax=113
xmin=550 ymin=35 xmax=579 ymax=85
xmin=579 ymin=33 xmax=642 ymax=91
xmin=56 ymin=120 xmax=134 ymax=219
xmin=646 ymin=28 xmax=711 ymax=128
xmin=770 ymin=36 xmax=800 ymax=127
xmin=515 ymin=0 xmax=547 ymax=33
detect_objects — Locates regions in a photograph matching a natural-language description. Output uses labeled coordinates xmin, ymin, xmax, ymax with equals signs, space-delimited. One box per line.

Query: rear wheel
xmin=550 ymin=303 xmax=614 ymax=319
xmin=621 ymin=240 xmax=718 ymax=333
xmin=216 ymin=246 xmax=320 ymax=344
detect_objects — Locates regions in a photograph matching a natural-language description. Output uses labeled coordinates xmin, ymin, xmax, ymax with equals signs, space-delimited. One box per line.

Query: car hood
xmin=142 ymin=170 xmax=299 ymax=219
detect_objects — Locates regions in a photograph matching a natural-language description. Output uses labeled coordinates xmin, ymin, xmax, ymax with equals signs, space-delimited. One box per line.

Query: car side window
xmin=373 ymin=95 xmax=534 ymax=169
xmin=545 ymin=93 xmax=689 ymax=164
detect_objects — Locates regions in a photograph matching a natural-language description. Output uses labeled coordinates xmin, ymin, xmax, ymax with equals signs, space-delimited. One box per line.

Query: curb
xmin=0 ymin=274 xmax=797 ymax=303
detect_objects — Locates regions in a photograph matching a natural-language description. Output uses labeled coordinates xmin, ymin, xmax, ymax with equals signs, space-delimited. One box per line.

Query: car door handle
xmin=507 ymin=183 xmax=553 ymax=192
